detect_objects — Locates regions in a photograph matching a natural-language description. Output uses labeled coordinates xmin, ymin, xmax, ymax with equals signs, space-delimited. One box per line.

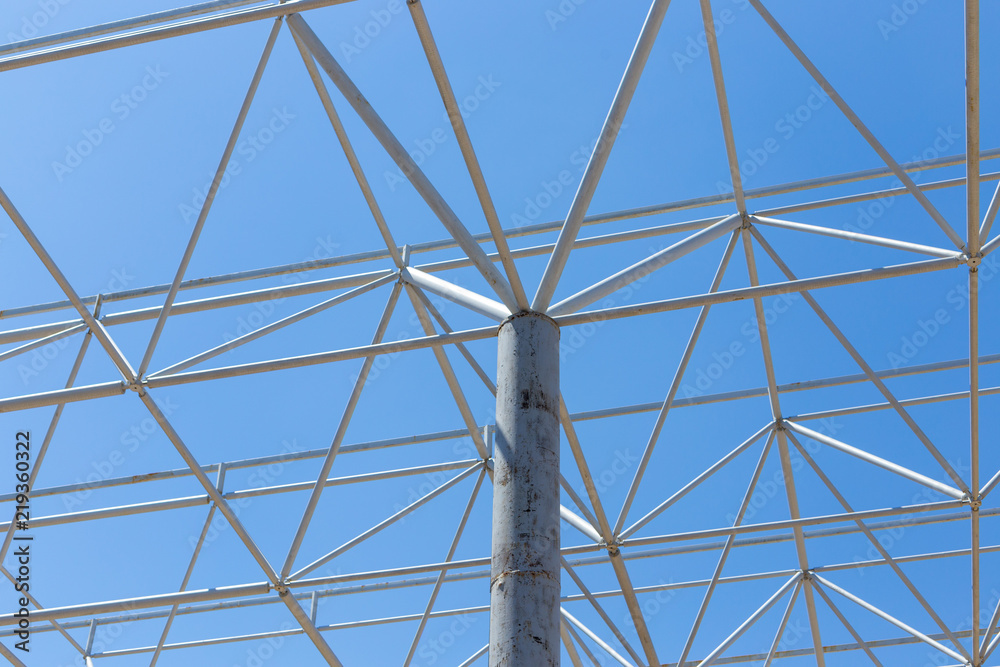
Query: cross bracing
xmin=0 ymin=0 xmax=997 ymax=664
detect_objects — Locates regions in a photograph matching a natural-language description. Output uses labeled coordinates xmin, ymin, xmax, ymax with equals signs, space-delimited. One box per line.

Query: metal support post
xmin=490 ymin=312 xmax=561 ymax=665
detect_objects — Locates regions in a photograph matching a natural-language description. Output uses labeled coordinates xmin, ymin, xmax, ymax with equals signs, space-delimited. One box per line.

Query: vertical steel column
xmin=491 ymin=312 xmax=561 ymax=666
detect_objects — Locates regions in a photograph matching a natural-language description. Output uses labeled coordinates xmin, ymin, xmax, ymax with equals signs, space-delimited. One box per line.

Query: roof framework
xmin=0 ymin=0 xmax=997 ymax=665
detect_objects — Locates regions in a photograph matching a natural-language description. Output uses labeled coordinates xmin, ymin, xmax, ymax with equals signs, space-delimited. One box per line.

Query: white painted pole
xmin=491 ymin=312 xmax=561 ymax=665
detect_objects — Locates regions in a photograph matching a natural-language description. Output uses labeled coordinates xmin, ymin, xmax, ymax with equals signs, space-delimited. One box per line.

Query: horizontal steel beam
xmin=5 ymin=509 xmax=994 ymax=634
xmin=0 ymin=0 xmax=266 ymax=57
xmin=0 ymin=0 xmax=356 ymax=72
xmin=3 ymin=151 xmax=996 ymax=328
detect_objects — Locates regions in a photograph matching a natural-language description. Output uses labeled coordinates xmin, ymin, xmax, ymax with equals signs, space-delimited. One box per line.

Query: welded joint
xmin=967 ymin=253 xmax=982 ymax=270
xmin=498 ymin=309 xmax=560 ymax=333
xmin=967 ymin=495 xmax=982 ymax=511
xmin=274 ymin=582 xmax=290 ymax=596
xmin=492 ymin=568 xmax=559 ymax=586
xmin=740 ymin=212 xmax=753 ymax=229
xmin=483 ymin=424 xmax=493 ymax=459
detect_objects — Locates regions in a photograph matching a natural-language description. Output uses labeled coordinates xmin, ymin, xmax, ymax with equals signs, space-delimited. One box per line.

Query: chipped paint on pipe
xmin=491 ymin=312 xmax=560 ymax=665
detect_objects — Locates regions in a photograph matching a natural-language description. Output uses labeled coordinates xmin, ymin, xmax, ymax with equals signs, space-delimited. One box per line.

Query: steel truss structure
xmin=0 ymin=0 xmax=997 ymax=665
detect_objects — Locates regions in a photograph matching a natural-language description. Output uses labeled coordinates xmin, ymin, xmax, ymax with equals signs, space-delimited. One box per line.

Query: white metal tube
xmin=404 ymin=286 xmax=490 ymax=459
xmin=762 ymin=580 xmax=801 ymax=667
xmin=786 ymin=432 xmax=970 ymax=659
xmin=0 ymin=187 xmax=135 ymax=380
xmin=547 ymin=214 xmax=741 ymax=317
xmin=279 ymin=284 xmax=402 ymax=579
xmin=3 ymin=148 xmax=997 ymax=329
xmin=810 ymin=583 xmax=884 ymax=666
xmin=699 ymin=0 xmax=745 ymax=212
xmin=0 ymin=583 xmax=271 ymax=626
xmin=697 ymin=574 xmax=801 ymax=667
xmin=783 ymin=420 xmax=965 ymax=500
xmin=148 ymin=272 xmax=397 ymax=378
xmin=560 ymin=609 xmax=634 ymax=667
xmin=137 ymin=19 xmax=281 ymax=378
xmin=812 ymin=574 xmax=968 ymax=664
xmin=0 ymin=0 xmax=265 ymax=57
xmin=966 ymin=0 xmax=981 ymax=254
xmin=613 ymin=231 xmax=739 ymax=535
xmin=532 ymin=0 xmax=673 ymax=311
xmin=0 ymin=323 xmax=85 ymax=364
xmin=746 ymin=0 xmax=965 ymax=250
xmin=561 ymin=505 xmax=603 ymax=544
xmin=620 ymin=422 xmax=773 ymax=539
xmin=751 ymin=215 xmax=962 ymax=258
xmin=289 ymin=464 xmax=481 ymax=581
xmin=491 ymin=313 xmax=561 ymax=666
xmin=278 ymin=589 xmax=343 ymax=666
xmin=407 ymin=0 xmax=529 ymax=310
xmin=560 ymin=557 xmax=644 ymax=665
xmin=554 ymin=255 xmax=960 ymax=327
xmin=402 ymin=267 xmax=510 ymax=321
xmin=0 ymin=0 xmax=354 ymax=72
xmin=286 ymin=14 xmax=518 ymax=311
xmin=981 ymin=180 xmax=1000 ymax=242
xmin=139 ymin=391 xmax=279 ymax=582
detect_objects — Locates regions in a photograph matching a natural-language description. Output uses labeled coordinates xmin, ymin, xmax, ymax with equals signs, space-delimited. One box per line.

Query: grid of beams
xmin=0 ymin=1 xmax=994 ymax=665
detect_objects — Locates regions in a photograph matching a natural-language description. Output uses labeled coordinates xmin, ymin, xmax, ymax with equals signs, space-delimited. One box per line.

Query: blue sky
xmin=1 ymin=0 xmax=998 ymax=665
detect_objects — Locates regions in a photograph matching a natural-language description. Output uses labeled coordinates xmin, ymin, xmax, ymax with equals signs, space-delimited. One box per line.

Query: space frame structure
xmin=0 ymin=0 xmax=997 ymax=665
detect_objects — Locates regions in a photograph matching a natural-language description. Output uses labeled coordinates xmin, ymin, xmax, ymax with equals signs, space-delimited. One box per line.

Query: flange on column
xmin=490 ymin=311 xmax=561 ymax=666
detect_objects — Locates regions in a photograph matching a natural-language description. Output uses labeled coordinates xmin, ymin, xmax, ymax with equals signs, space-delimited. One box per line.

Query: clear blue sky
xmin=1 ymin=0 xmax=998 ymax=665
